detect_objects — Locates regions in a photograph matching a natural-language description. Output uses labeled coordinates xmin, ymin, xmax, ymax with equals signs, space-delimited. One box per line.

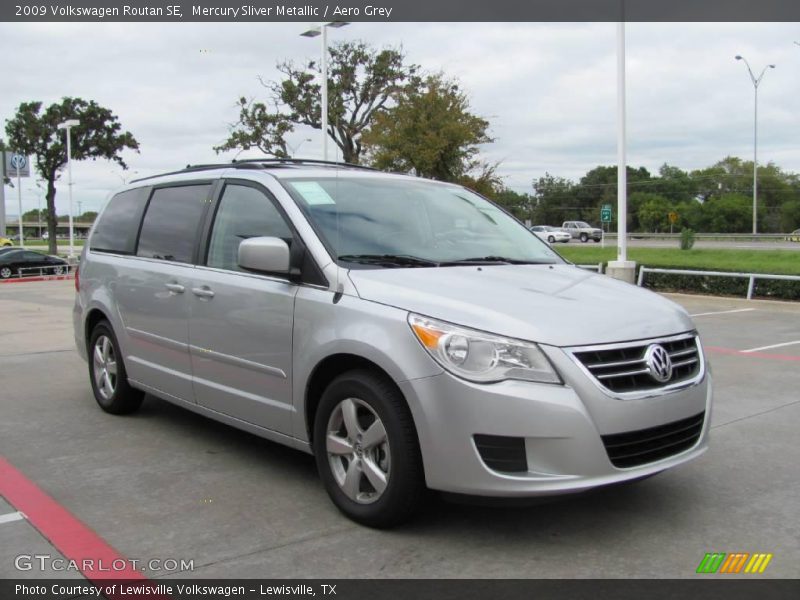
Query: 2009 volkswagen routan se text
xmin=74 ymin=159 xmax=712 ymax=527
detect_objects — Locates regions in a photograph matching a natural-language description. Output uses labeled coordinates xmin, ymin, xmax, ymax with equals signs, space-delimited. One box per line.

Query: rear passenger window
xmin=137 ymin=184 xmax=211 ymax=263
xmin=206 ymin=184 xmax=292 ymax=272
xmin=90 ymin=187 xmax=149 ymax=254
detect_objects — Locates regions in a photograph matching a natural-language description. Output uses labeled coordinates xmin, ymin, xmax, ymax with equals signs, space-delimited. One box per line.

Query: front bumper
xmin=399 ymin=345 xmax=711 ymax=497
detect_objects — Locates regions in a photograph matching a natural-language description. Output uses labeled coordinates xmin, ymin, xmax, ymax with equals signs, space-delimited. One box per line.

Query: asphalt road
xmin=0 ymin=280 xmax=798 ymax=579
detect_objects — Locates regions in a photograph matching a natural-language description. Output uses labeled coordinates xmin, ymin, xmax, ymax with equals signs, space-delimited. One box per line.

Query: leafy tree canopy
xmin=5 ymin=97 xmax=138 ymax=253
xmin=218 ymin=41 xmax=417 ymax=163
xmin=362 ymin=73 xmax=493 ymax=182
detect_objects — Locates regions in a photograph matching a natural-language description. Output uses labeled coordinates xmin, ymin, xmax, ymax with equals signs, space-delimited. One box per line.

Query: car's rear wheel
xmin=547 ymin=235 xmax=555 ymax=243
xmin=313 ymin=369 xmax=425 ymax=528
xmin=580 ymin=233 xmax=588 ymax=243
xmin=88 ymin=321 xmax=143 ymax=415
xmin=0 ymin=267 xmax=12 ymax=279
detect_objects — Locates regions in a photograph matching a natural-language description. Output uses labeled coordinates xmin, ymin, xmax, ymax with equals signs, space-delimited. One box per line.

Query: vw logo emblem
xmin=10 ymin=154 xmax=27 ymax=169
xmin=644 ymin=344 xmax=673 ymax=383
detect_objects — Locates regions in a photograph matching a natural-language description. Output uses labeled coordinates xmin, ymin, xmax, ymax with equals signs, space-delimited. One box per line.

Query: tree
xmin=218 ymin=41 xmax=417 ymax=163
xmin=531 ymin=174 xmax=577 ymax=225
xmin=362 ymin=74 xmax=493 ymax=182
xmin=5 ymin=98 xmax=138 ymax=254
xmin=214 ymin=98 xmax=293 ymax=158
xmin=492 ymin=188 xmax=534 ymax=221
xmin=637 ymin=195 xmax=672 ymax=232
xmin=779 ymin=200 xmax=800 ymax=232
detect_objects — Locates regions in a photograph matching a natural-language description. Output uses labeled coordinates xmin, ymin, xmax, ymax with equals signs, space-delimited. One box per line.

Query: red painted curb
xmin=0 ymin=457 xmax=172 ymax=598
xmin=0 ymin=275 xmax=74 ymax=284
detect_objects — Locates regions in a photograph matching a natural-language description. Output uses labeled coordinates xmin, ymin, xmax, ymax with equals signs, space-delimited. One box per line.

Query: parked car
xmin=0 ymin=249 xmax=68 ymax=278
xmin=0 ymin=236 xmax=13 ymax=247
xmin=786 ymin=229 xmax=800 ymax=242
xmin=530 ymin=225 xmax=571 ymax=244
xmin=73 ymin=159 xmax=711 ymax=527
xmin=562 ymin=221 xmax=603 ymax=242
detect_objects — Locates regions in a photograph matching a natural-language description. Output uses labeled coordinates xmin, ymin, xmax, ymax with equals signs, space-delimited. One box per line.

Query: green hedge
xmin=638 ymin=266 xmax=800 ymax=301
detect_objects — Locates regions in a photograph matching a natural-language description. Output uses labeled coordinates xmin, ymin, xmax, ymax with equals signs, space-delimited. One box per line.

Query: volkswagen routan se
xmin=74 ymin=159 xmax=712 ymax=527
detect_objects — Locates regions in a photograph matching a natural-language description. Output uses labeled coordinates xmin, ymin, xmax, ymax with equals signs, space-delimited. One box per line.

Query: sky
xmin=1 ymin=21 xmax=799 ymax=216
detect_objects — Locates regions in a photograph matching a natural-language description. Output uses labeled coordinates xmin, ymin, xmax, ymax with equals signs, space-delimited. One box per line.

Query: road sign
xmin=601 ymin=208 xmax=612 ymax=223
xmin=6 ymin=153 xmax=30 ymax=177
xmin=669 ymin=211 xmax=679 ymax=225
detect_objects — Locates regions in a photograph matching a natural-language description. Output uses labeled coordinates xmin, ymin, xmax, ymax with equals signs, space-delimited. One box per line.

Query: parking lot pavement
xmin=1 ymin=281 xmax=798 ymax=579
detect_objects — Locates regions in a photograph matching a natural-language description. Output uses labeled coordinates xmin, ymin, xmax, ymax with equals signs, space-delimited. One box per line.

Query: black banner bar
xmin=3 ymin=579 xmax=800 ymax=600
xmin=3 ymin=0 xmax=800 ymax=22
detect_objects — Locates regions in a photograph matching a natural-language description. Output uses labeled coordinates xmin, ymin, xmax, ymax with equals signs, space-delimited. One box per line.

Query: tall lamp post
xmin=606 ymin=22 xmax=636 ymax=283
xmin=57 ymin=119 xmax=80 ymax=257
xmin=300 ymin=22 xmax=350 ymax=161
xmin=734 ymin=56 xmax=774 ymax=235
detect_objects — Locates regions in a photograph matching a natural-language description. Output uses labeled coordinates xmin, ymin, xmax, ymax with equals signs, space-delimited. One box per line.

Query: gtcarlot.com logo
xmin=696 ymin=552 xmax=773 ymax=574
xmin=14 ymin=554 xmax=194 ymax=573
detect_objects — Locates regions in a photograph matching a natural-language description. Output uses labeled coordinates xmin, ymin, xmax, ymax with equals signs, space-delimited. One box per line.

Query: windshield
xmin=576 ymin=222 xmax=592 ymax=228
xmin=282 ymin=177 xmax=562 ymax=267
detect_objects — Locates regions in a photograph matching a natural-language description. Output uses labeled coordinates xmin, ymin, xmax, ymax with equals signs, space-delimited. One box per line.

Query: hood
xmin=347 ymin=264 xmax=694 ymax=347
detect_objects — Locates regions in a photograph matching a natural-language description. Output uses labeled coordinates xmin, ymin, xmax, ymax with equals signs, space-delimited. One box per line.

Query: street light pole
xmin=605 ymin=22 xmax=636 ymax=284
xmin=735 ymin=56 xmax=775 ymax=235
xmin=300 ymin=22 xmax=350 ymax=161
xmin=57 ymin=119 xmax=80 ymax=257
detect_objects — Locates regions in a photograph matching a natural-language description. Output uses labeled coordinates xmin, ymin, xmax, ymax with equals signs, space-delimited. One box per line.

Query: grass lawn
xmin=557 ymin=245 xmax=800 ymax=276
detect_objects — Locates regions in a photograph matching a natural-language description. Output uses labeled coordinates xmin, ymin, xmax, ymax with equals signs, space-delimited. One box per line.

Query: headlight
xmin=408 ymin=313 xmax=561 ymax=384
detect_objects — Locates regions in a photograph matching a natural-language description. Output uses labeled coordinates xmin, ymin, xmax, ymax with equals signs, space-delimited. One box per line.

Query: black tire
xmin=88 ymin=320 xmax=144 ymax=415
xmin=313 ymin=369 xmax=426 ymax=528
xmin=580 ymin=233 xmax=588 ymax=243
xmin=53 ymin=265 xmax=65 ymax=275
xmin=547 ymin=235 xmax=555 ymax=243
xmin=0 ymin=266 xmax=12 ymax=279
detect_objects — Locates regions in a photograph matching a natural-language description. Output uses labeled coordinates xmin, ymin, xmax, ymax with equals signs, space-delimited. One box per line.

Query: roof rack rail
xmin=230 ymin=158 xmax=379 ymax=171
xmin=129 ymin=157 xmax=377 ymax=183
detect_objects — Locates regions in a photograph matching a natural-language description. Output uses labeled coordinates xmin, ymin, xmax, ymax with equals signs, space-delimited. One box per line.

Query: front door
xmin=189 ymin=182 xmax=298 ymax=434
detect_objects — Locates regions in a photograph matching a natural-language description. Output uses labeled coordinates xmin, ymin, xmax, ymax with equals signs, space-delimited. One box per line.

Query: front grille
xmin=572 ymin=334 xmax=701 ymax=394
xmin=474 ymin=434 xmax=528 ymax=473
xmin=601 ymin=411 xmax=705 ymax=468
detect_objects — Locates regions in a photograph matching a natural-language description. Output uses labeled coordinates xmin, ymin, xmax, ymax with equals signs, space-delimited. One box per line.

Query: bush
xmin=640 ymin=267 xmax=800 ymax=301
xmin=679 ymin=228 xmax=695 ymax=250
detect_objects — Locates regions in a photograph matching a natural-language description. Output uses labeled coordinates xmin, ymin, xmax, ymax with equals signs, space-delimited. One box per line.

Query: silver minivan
xmin=73 ymin=159 xmax=712 ymax=527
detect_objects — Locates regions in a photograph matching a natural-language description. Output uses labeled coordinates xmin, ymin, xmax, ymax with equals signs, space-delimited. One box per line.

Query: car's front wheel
xmin=547 ymin=235 xmax=555 ymax=243
xmin=0 ymin=266 xmax=12 ymax=279
xmin=313 ymin=369 xmax=425 ymax=528
xmin=88 ymin=321 xmax=143 ymax=415
xmin=53 ymin=265 xmax=65 ymax=275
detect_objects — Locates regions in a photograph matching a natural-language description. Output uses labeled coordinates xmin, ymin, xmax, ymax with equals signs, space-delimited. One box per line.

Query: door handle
xmin=192 ymin=286 xmax=215 ymax=299
xmin=165 ymin=283 xmax=185 ymax=294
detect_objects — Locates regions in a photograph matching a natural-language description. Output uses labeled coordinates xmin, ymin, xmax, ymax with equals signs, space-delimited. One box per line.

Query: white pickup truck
xmin=562 ymin=221 xmax=603 ymax=243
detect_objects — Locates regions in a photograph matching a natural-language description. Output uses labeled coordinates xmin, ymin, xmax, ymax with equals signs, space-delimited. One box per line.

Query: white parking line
xmin=689 ymin=308 xmax=756 ymax=317
xmin=742 ymin=340 xmax=800 ymax=353
xmin=0 ymin=511 xmax=25 ymax=525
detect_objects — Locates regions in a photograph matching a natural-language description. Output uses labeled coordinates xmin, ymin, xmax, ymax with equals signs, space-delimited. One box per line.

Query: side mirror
xmin=238 ymin=237 xmax=290 ymax=275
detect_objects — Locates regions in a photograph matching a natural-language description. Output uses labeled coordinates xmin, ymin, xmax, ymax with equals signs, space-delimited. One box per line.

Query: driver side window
xmin=207 ymin=184 xmax=293 ymax=272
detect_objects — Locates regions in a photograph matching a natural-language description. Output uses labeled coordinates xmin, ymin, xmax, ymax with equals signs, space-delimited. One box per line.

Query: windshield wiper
xmin=441 ymin=256 xmax=556 ymax=266
xmin=337 ymin=254 xmax=440 ymax=268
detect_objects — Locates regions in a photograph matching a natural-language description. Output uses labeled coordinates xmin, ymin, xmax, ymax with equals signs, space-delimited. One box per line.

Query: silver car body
xmin=74 ymin=166 xmax=711 ymax=497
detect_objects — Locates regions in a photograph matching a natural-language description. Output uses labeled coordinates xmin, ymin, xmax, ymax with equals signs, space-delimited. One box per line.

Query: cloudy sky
xmin=1 ymin=21 xmax=799 ymax=215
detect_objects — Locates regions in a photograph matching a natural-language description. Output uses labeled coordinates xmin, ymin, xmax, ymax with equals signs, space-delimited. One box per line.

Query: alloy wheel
xmin=93 ymin=335 xmax=118 ymax=401
xmin=326 ymin=397 xmax=391 ymax=504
